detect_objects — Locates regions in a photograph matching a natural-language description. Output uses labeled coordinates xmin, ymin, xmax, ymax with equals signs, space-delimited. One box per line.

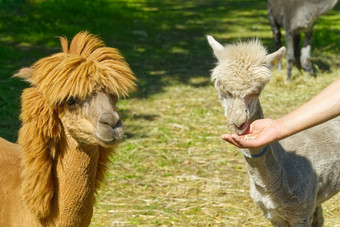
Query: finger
xmin=239 ymin=136 xmax=266 ymax=149
xmin=221 ymin=134 xmax=241 ymax=147
xmin=231 ymin=134 xmax=248 ymax=148
xmin=231 ymin=134 xmax=243 ymax=143
xmin=233 ymin=134 xmax=260 ymax=148
xmin=223 ymin=134 xmax=254 ymax=148
xmin=223 ymin=134 xmax=246 ymax=148
xmin=221 ymin=134 xmax=235 ymax=144
xmin=221 ymin=134 xmax=261 ymax=149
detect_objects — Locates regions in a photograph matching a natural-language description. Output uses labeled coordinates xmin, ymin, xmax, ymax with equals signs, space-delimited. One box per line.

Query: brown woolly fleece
xmin=0 ymin=31 xmax=136 ymax=226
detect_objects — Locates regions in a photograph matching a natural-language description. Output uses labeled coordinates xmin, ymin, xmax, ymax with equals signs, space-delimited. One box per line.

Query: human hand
xmin=221 ymin=118 xmax=281 ymax=149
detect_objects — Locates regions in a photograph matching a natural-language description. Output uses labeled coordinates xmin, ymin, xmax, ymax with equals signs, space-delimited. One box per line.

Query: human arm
xmin=222 ymin=77 xmax=340 ymax=149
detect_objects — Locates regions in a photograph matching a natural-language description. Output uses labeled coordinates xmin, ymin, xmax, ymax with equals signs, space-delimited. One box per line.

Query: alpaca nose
xmin=98 ymin=112 xmax=120 ymax=129
xmin=233 ymin=121 xmax=248 ymax=131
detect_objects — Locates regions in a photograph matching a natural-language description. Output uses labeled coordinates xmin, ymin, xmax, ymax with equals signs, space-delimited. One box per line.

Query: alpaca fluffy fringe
xmin=15 ymin=31 xmax=136 ymax=106
xmin=210 ymin=39 xmax=271 ymax=97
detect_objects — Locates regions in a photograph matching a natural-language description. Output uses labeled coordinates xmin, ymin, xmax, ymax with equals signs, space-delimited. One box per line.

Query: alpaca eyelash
xmin=245 ymin=93 xmax=259 ymax=100
xmin=110 ymin=94 xmax=118 ymax=103
xmin=219 ymin=90 xmax=232 ymax=97
xmin=65 ymin=97 xmax=78 ymax=106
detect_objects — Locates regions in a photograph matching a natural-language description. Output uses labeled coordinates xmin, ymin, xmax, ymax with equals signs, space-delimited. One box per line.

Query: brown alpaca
xmin=0 ymin=31 xmax=136 ymax=226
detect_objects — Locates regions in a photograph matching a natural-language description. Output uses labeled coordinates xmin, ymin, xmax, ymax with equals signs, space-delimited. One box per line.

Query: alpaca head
xmin=207 ymin=36 xmax=285 ymax=135
xmin=14 ymin=31 xmax=136 ymax=219
xmin=16 ymin=31 xmax=136 ymax=148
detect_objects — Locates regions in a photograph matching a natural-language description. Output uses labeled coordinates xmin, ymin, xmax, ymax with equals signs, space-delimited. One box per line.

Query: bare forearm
xmin=276 ymin=77 xmax=340 ymax=139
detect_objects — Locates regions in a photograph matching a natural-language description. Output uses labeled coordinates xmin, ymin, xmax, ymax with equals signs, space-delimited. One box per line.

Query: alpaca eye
xmin=65 ymin=97 xmax=77 ymax=106
xmin=220 ymin=90 xmax=232 ymax=97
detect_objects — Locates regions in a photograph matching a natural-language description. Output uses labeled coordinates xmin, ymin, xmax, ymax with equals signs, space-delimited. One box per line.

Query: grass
xmin=1 ymin=0 xmax=339 ymax=226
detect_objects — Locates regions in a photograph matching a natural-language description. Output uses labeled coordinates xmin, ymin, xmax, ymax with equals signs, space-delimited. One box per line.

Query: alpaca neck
xmin=242 ymin=101 xmax=282 ymax=189
xmin=52 ymin=134 xmax=99 ymax=227
xmin=243 ymin=146 xmax=282 ymax=189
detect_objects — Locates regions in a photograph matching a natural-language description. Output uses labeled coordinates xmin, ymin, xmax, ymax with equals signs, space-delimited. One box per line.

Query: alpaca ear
xmin=18 ymin=87 xmax=63 ymax=220
xmin=13 ymin=67 xmax=34 ymax=83
xmin=264 ymin=46 xmax=286 ymax=68
xmin=207 ymin=35 xmax=225 ymax=60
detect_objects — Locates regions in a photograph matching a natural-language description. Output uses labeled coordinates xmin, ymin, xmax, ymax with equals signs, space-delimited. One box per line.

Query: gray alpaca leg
xmin=300 ymin=30 xmax=315 ymax=76
xmin=267 ymin=4 xmax=282 ymax=70
xmin=293 ymin=34 xmax=301 ymax=70
xmin=285 ymin=32 xmax=295 ymax=80
xmin=311 ymin=206 xmax=324 ymax=227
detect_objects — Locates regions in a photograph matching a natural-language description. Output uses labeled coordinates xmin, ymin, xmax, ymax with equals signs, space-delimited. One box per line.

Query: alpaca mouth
xmin=238 ymin=125 xmax=250 ymax=136
xmin=236 ymin=122 xmax=250 ymax=136
xmin=94 ymin=120 xmax=125 ymax=145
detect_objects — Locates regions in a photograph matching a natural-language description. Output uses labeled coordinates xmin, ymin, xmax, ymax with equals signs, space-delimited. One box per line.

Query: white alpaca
xmin=207 ymin=35 xmax=340 ymax=226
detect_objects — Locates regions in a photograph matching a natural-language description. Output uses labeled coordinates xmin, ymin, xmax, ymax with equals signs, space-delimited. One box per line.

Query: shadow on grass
xmin=0 ymin=0 xmax=271 ymax=95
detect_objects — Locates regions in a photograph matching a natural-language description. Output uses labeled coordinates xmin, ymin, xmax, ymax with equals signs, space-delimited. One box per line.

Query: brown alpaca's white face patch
xmin=58 ymin=91 xmax=124 ymax=147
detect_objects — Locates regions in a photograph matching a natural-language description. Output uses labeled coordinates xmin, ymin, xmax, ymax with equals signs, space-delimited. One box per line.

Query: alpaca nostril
xmin=233 ymin=121 xmax=247 ymax=131
xmin=98 ymin=113 xmax=119 ymax=128
xmin=113 ymin=120 xmax=122 ymax=129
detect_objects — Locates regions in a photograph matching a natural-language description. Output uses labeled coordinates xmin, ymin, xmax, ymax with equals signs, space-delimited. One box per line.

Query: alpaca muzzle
xmin=94 ymin=112 xmax=125 ymax=145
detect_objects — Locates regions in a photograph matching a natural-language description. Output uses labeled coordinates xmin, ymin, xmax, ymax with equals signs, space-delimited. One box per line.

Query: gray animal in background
xmin=207 ymin=35 xmax=340 ymax=226
xmin=267 ymin=0 xmax=338 ymax=80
